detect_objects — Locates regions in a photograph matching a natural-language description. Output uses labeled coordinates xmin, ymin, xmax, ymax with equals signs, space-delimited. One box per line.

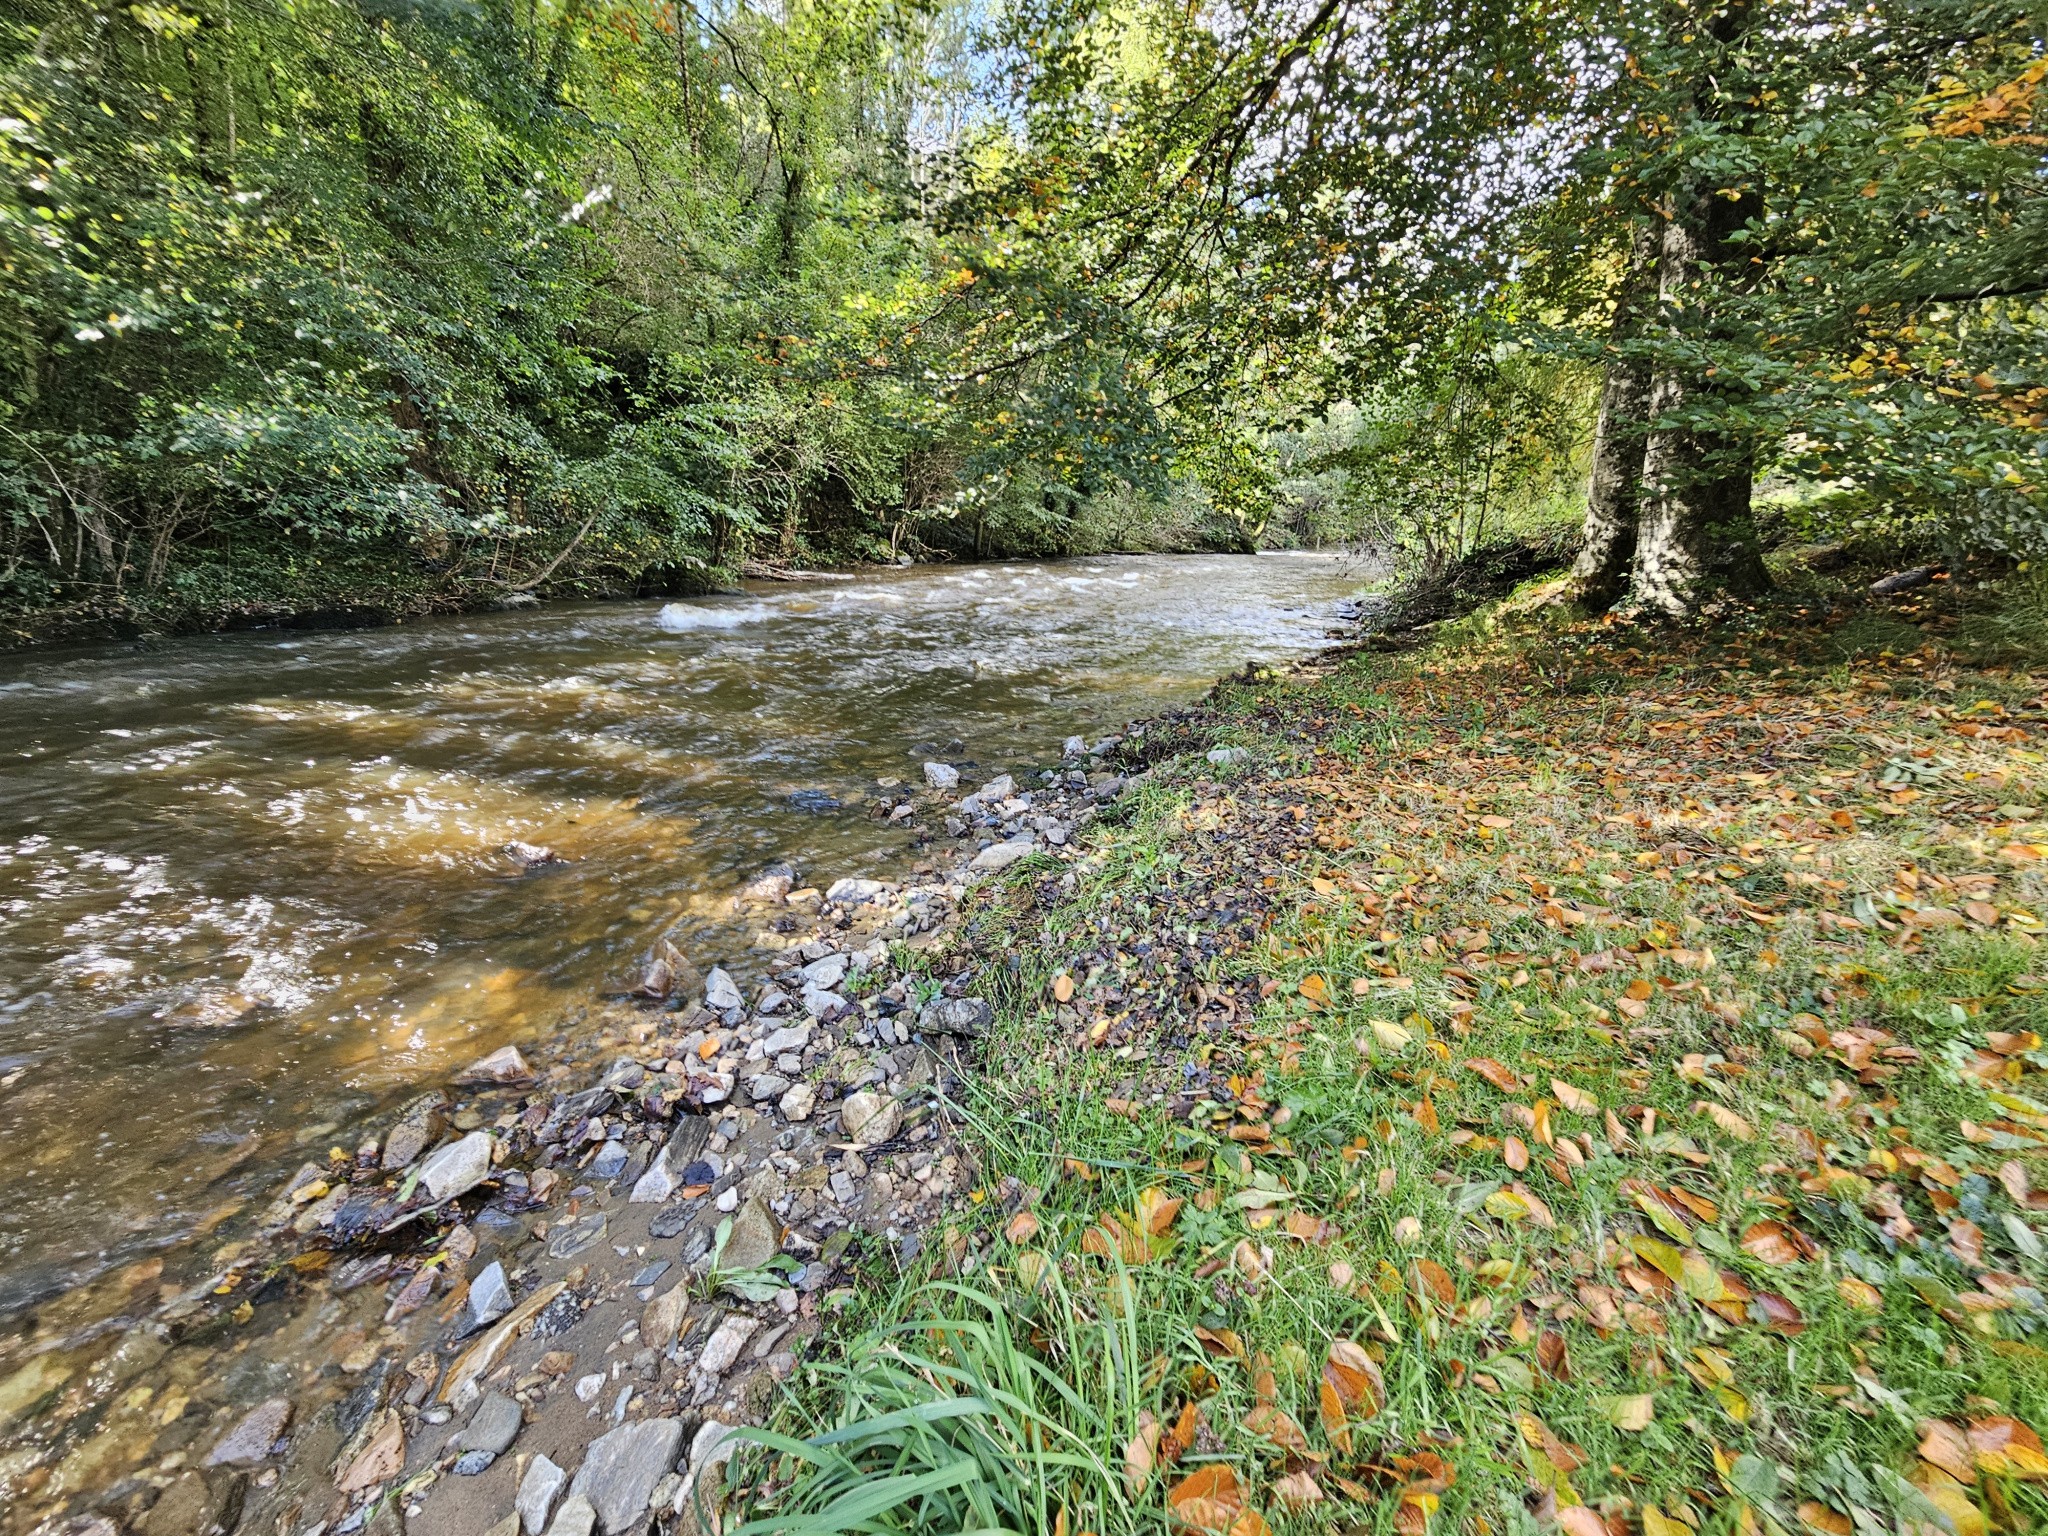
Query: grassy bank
xmin=728 ymin=565 xmax=2048 ymax=1536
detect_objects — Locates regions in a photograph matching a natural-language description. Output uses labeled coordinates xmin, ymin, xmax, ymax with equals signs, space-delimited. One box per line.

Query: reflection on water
xmin=0 ymin=553 xmax=1368 ymax=1309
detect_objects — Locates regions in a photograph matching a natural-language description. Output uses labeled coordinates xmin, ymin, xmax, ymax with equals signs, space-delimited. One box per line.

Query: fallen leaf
xmin=1137 ymin=1187 xmax=1185 ymax=1237
xmin=1597 ymin=1393 xmax=1656 ymax=1431
xmin=1168 ymin=1464 xmax=1246 ymax=1533
xmin=1967 ymin=1415 xmax=2048 ymax=1478
xmin=1004 ymin=1210 xmax=1040 ymax=1244
xmin=1244 ymin=1403 xmax=1310 ymax=1455
xmin=1557 ymin=1506 xmax=1608 ymax=1536
xmin=1125 ymin=1410 xmax=1162 ymax=1496
xmin=1318 ymin=1339 xmax=1384 ymax=1453
xmin=1796 ymin=1501 xmax=1853 ymax=1536
xmin=1552 ymin=1079 xmax=1598 ymax=1115
xmin=1503 ymin=1134 xmax=1529 ymax=1172
xmin=1272 ymin=1469 xmax=1323 ymax=1508
xmin=1464 ymin=1057 xmax=1524 ymax=1092
xmin=1919 ymin=1419 xmax=1975 ymax=1484
xmin=1741 ymin=1220 xmax=1819 ymax=1264
xmin=1053 ymin=973 xmax=1076 ymax=1003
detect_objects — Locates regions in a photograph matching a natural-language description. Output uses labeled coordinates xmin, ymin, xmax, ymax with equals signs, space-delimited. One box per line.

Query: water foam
xmin=655 ymin=601 xmax=776 ymax=632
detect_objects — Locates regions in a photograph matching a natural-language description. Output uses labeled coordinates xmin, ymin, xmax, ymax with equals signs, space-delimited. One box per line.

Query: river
xmin=0 ymin=553 xmax=1370 ymax=1317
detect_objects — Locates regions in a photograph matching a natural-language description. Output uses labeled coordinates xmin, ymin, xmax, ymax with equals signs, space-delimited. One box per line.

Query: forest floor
xmin=739 ymin=564 xmax=2048 ymax=1536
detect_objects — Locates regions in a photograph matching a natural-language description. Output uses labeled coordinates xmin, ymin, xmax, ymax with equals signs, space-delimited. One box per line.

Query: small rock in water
xmin=469 ymin=1260 xmax=513 ymax=1327
xmin=922 ymin=761 xmax=960 ymax=791
xmin=519 ymin=1454 xmax=569 ymax=1535
xmin=380 ymin=1093 xmax=448 ymax=1171
xmin=206 ymin=1396 xmax=292 ymax=1466
xmin=420 ymin=1131 xmax=494 ymax=1202
xmin=918 ymin=996 xmax=994 ymax=1038
xmin=570 ymin=1418 xmax=687 ymax=1534
xmin=456 ymin=1045 xmax=534 ymax=1085
xmin=704 ymin=968 xmax=744 ymax=1011
xmin=504 ymin=840 xmax=559 ymax=868
xmin=786 ymin=788 xmax=842 ymax=814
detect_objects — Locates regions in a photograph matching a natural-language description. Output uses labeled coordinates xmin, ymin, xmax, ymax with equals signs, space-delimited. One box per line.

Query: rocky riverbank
xmin=0 ymin=733 xmax=1152 ymax=1536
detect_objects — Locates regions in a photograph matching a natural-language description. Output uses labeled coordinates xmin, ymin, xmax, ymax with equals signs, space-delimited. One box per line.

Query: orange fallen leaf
xmin=1968 ymin=1415 xmax=2048 ymax=1478
xmin=1503 ymin=1134 xmax=1529 ymax=1172
xmin=1551 ymin=1078 xmax=1598 ymax=1115
xmin=1125 ymin=1410 xmax=1162 ymax=1496
xmin=1919 ymin=1419 xmax=1976 ymax=1484
xmin=1318 ymin=1339 xmax=1384 ymax=1453
xmin=1244 ymin=1403 xmax=1310 ymax=1455
xmin=1741 ymin=1220 xmax=1819 ymax=1264
xmin=1167 ymin=1464 xmax=1245 ymax=1533
xmin=1053 ymin=973 xmax=1076 ymax=1003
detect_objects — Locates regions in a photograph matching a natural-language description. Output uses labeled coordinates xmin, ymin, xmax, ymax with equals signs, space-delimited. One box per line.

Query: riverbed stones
xmin=335 ymin=1408 xmax=405 ymax=1492
xmin=800 ymin=952 xmax=851 ymax=990
xmin=922 ymin=761 xmax=960 ymax=790
xmin=697 ymin=1316 xmax=758 ymax=1377
xmin=721 ymin=1196 xmax=779 ymax=1272
xmin=141 ymin=1468 xmax=244 ymax=1536
xmin=628 ymin=1149 xmax=677 ymax=1204
xmin=519 ymin=1454 xmax=569 ymax=1535
xmin=759 ymin=1022 xmax=811 ymax=1055
xmin=546 ymin=1494 xmax=598 ymax=1536
xmin=453 ymin=1389 xmax=522 ymax=1468
xmin=456 ymin=1045 xmax=534 ymax=1085
xmin=591 ymin=1140 xmax=628 ymax=1179
xmin=381 ymin=1093 xmax=448 ymax=1171
xmin=824 ymin=878 xmax=885 ymax=905
xmin=918 ymin=996 xmax=993 ymax=1038
xmin=777 ymin=1082 xmax=816 ymax=1122
xmin=969 ymin=838 xmax=1034 ymax=873
xmin=420 ymin=1130 xmax=494 ymax=1201
xmin=642 ymin=1281 xmax=690 ymax=1353
xmin=205 ymin=1397 xmax=291 ymax=1466
xmin=570 ymin=1417 xmax=686 ymax=1534
xmin=704 ymin=968 xmax=744 ymax=1011
xmin=840 ymin=1090 xmax=901 ymax=1146
xmin=469 ymin=1260 xmax=513 ymax=1327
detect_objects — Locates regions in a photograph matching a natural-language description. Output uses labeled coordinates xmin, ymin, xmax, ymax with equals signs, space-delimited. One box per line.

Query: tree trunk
xmin=1566 ymin=220 xmax=1660 ymax=611
xmin=1626 ymin=0 xmax=1772 ymax=618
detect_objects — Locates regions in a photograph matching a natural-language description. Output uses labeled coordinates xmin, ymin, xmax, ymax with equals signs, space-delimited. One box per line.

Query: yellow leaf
xmin=1597 ymin=1393 xmax=1656 ymax=1431
xmin=1552 ymin=1079 xmax=1598 ymax=1115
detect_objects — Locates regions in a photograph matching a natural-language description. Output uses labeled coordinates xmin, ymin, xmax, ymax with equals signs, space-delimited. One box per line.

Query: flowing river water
xmin=0 ymin=553 xmax=1371 ymax=1321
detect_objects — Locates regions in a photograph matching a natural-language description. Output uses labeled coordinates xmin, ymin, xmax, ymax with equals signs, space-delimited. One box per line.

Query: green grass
xmin=734 ymin=590 xmax=2048 ymax=1536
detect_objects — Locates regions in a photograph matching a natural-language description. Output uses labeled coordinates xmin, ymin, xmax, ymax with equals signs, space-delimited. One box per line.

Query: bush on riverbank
xmin=734 ymin=570 xmax=2048 ymax=1534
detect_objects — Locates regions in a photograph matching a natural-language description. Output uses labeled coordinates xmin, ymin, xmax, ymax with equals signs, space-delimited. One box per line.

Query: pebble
xmin=968 ymin=838 xmax=1034 ymax=872
xmin=456 ymin=1390 xmax=523 ymax=1457
xmin=570 ymin=1417 xmax=686 ymax=1534
xmin=800 ymin=953 xmax=851 ymax=990
xmin=922 ymin=761 xmax=960 ymax=790
xmin=840 ymin=1091 xmax=901 ymax=1146
xmin=641 ymin=1282 xmax=690 ymax=1353
xmin=469 ymin=1260 xmax=513 ymax=1327
xmin=518 ymin=1454 xmax=568 ymax=1536
xmin=628 ymin=1151 xmax=677 ymax=1204
xmin=918 ymin=996 xmax=993 ymax=1037
xmin=549 ymin=1212 xmax=608 ymax=1258
xmin=380 ymin=1094 xmax=447 ymax=1171
xmin=574 ymin=1373 xmax=606 ymax=1403
xmin=456 ymin=1045 xmax=534 ymax=1085
xmin=591 ymin=1140 xmax=628 ymax=1179
xmin=777 ymin=1082 xmax=816 ymax=1121
xmin=545 ymin=1494 xmax=598 ymax=1536
xmin=420 ymin=1130 xmax=494 ymax=1202
xmin=697 ymin=1316 xmax=759 ymax=1376
xmin=704 ymin=968 xmax=744 ymax=1011
xmin=205 ymin=1396 xmax=292 ymax=1466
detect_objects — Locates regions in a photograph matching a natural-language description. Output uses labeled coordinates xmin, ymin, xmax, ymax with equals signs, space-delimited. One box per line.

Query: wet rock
xmin=205 ymin=1396 xmax=291 ymax=1467
xmin=420 ymin=1130 xmax=494 ymax=1202
xmin=457 ymin=1046 xmax=534 ymax=1086
xmin=704 ymin=968 xmax=744 ymax=1011
xmin=968 ymin=838 xmax=1034 ymax=873
xmin=922 ymin=762 xmax=960 ymax=791
xmin=519 ymin=1454 xmax=569 ymax=1535
xmin=737 ymin=866 xmax=795 ymax=906
xmin=918 ymin=996 xmax=993 ymax=1038
xmin=467 ymin=1259 xmax=513 ymax=1328
xmin=697 ymin=1316 xmax=759 ymax=1376
xmin=777 ymin=1083 xmax=816 ymax=1122
xmin=570 ymin=1417 xmax=686 ymax=1534
xmin=840 ymin=1091 xmax=901 ymax=1147
xmin=505 ymin=840 xmax=559 ymax=868
xmin=0 ymin=1350 xmax=73 ymax=1429
xmin=381 ymin=1093 xmax=449 ymax=1171
xmin=638 ymin=936 xmax=701 ymax=1000
xmin=457 ymin=1389 xmax=523 ymax=1459
xmin=141 ymin=1468 xmax=245 ymax=1536
xmin=546 ymin=1494 xmax=598 ymax=1536
xmin=335 ymin=1406 xmax=404 ymax=1492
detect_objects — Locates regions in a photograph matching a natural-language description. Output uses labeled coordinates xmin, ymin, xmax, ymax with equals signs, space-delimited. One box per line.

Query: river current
xmin=0 ymin=552 xmax=1369 ymax=1315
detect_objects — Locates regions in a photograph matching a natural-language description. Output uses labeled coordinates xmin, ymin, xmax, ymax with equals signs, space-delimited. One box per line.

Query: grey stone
xmin=545 ymin=1494 xmax=597 ymax=1536
xmin=631 ymin=1259 xmax=672 ymax=1288
xmin=704 ymin=968 xmax=744 ymax=1011
xmin=548 ymin=1211 xmax=607 ymax=1258
xmin=457 ymin=1390 xmax=523 ymax=1457
xmin=518 ymin=1453 xmax=568 ymax=1536
xmin=381 ymin=1093 xmax=448 ymax=1171
xmin=829 ymin=1169 xmax=856 ymax=1204
xmin=743 ymin=1072 xmax=790 ymax=1101
xmin=918 ymin=996 xmax=993 ymax=1038
xmin=800 ymin=953 xmax=851 ymax=990
xmin=824 ymin=879 xmax=885 ymax=906
xmin=456 ymin=1046 xmax=534 ymax=1086
xmin=455 ymin=1448 xmax=497 ymax=1475
xmin=642 ymin=1281 xmax=690 ymax=1353
xmin=420 ymin=1130 xmax=494 ymax=1202
xmin=778 ymin=1082 xmax=816 ymax=1122
xmin=629 ymin=1150 xmax=677 ymax=1204
xmin=720 ymin=1197 xmax=779 ymax=1272
xmin=205 ymin=1396 xmax=291 ymax=1466
xmin=601 ymin=1058 xmax=646 ymax=1092
xmin=469 ymin=1260 xmax=513 ymax=1327
xmin=968 ymin=838 xmax=1033 ymax=872
xmin=591 ymin=1140 xmax=628 ymax=1179
xmin=840 ymin=1091 xmax=901 ymax=1147
xmin=569 ymin=1418 xmax=686 ymax=1534
xmin=980 ymin=773 xmax=1015 ymax=799
xmin=141 ymin=1468 xmax=244 ymax=1536
xmin=697 ymin=1316 xmax=758 ymax=1376
xmin=922 ymin=761 xmax=960 ymax=791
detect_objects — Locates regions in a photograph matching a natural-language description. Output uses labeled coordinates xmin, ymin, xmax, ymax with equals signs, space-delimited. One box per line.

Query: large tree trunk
xmin=1566 ymin=219 xmax=1661 ymax=611
xmin=1626 ymin=0 xmax=1772 ymax=618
